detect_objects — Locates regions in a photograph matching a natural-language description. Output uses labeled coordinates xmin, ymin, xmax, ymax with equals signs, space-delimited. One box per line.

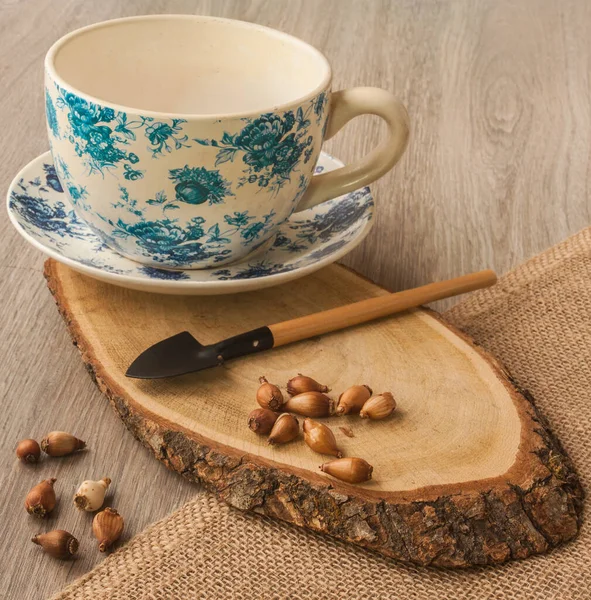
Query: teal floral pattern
xmin=51 ymin=85 xmax=194 ymax=176
xmin=123 ymin=164 xmax=145 ymax=180
xmin=93 ymin=184 xmax=276 ymax=266
xmin=111 ymin=185 xmax=144 ymax=216
xmin=291 ymin=173 xmax=311 ymax=208
xmin=313 ymin=92 xmax=328 ymax=125
xmin=45 ymin=91 xmax=59 ymax=139
xmin=42 ymin=80 xmax=334 ymax=270
xmin=194 ymin=92 xmax=328 ymax=194
xmin=144 ymin=189 xmax=183 ymax=213
xmin=145 ymin=120 xmax=190 ymax=156
xmin=169 ymin=165 xmax=233 ymax=206
xmin=67 ymin=184 xmax=89 ymax=210
xmin=55 ymin=89 xmax=145 ymax=176
xmin=9 ymin=152 xmax=373 ymax=285
xmin=54 ymin=156 xmax=71 ymax=182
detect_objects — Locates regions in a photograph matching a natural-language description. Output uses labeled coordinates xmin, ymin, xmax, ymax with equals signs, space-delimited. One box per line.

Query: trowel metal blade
xmin=125 ymin=331 xmax=217 ymax=379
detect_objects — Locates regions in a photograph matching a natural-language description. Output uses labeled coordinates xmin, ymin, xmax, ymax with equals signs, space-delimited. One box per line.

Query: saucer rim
xmin=7 ymin=151 xmax=374 ymax=293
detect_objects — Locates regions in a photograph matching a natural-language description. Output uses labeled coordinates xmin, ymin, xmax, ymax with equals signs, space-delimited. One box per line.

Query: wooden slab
xmin=43 ymin=259 xmax=582 ymax=567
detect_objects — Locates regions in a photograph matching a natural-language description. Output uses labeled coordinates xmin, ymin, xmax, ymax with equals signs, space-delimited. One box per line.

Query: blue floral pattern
xmin=43 ymin=163 xmax=63 ymax=193
xmin=9 ymin=152 xmax=372 ymax=288
xmin=139 ymin=266 xmax=190 ymax=280
xmin=77 ymin=257 xmax=127 ymax=275
xmin=213 ymin=261 xmax=295 ymax=280
xmin=9 ymin=166 xmax=91 ymax=247
xmin=288 ymin=188 xmax=373 ymax=245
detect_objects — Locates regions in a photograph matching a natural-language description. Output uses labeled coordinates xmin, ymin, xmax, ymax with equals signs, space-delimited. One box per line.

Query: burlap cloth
xmin=52 ymin=228 xmax=591 ymax=600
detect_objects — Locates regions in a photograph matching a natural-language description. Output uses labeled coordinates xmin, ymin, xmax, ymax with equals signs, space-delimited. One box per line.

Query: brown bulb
xmin=16 ymin=439 xmax=41 ymax=464
xmin=359 ymin=393 xmax=396 ymax=420
xmin=336 ymin=385 xmax=373 ymax=415
xmin=256 ymin=376 xmax=284 ymax=411
xmin=25 ymin=478 xmax=56 ymax=519
xmin=287 ymin=374 xmax=329 ymax=396
xmin=247 ymin=408 xmax=278 ymax=435
xmin=283 ymin=392 xmax=331 ymax=418
xmin=25 ymin=478 xmax=57 ymax=518
xmin=41 ymin=431 xmax=86 ymax=457
xmin=32 ymin=530 xmax=78 ymax=559
xmin=320 ymin=457 xmax=373 ymax=484
xmin=268 ymin=413 xmax=299 ymax=444
xmin=303 ymin=419 xmax=342 ymax=457
xmin=93 ymin=507 xmax=124 ymax=552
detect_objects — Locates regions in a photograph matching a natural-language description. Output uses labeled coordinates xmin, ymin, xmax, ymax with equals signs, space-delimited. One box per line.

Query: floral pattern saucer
xmin=7 ymin=151 xmax=374 ymax=295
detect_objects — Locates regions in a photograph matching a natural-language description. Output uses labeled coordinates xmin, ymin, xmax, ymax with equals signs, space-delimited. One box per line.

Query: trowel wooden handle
xmin=269 ymin=270 xmax=497 ymax=347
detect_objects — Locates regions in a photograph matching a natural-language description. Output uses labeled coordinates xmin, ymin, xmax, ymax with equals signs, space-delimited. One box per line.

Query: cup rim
xmin=45 ymin=14 xmax=333 ymax=121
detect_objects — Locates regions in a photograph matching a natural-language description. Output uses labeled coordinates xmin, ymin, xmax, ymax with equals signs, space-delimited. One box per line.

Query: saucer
xmin=7 ymin=151 xmax=374 ymax=295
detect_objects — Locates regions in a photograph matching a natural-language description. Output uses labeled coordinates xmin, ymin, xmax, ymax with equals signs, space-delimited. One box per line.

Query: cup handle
xmin=295 ymin=87 xmax=410 ymax=212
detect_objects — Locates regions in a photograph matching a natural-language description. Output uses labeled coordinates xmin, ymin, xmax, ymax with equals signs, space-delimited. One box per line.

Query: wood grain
xmin=47 ymin=263 xmax=523 ymax=495
xmin=43 ymin=260 xmax=583 ymax=566
xmin=270 ymin=269 xmax=496 ymax=346
xmin=1 ymin=0 xmax=590 ymax=596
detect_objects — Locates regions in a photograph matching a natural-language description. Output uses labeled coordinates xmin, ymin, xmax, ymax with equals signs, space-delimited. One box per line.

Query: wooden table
xmin=1 ymin=1 xmax=589 ymax=597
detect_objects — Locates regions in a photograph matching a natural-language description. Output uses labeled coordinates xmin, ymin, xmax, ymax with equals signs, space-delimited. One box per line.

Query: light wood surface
xmin=270 ymin=269 xmax=496 ymax=346
xmin=49 ymin=263 xmax=520 ymax=494
xmin=1 ymin=0 xmax=590 ymax=596
xmin=43 ymin=259 xmax=582 ymax=566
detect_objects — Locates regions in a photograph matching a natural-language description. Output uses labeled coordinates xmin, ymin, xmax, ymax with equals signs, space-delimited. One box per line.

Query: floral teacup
xmin=45 ymin=15 xmax=409 ymax=269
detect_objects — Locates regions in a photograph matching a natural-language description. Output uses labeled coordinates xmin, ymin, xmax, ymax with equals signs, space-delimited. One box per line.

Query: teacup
xmin=44 ymin=15 xmax=409 ymax=269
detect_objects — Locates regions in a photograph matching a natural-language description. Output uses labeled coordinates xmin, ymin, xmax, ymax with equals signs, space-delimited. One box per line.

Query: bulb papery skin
xmin=74 ymin=477 xmax=111 ymax=512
